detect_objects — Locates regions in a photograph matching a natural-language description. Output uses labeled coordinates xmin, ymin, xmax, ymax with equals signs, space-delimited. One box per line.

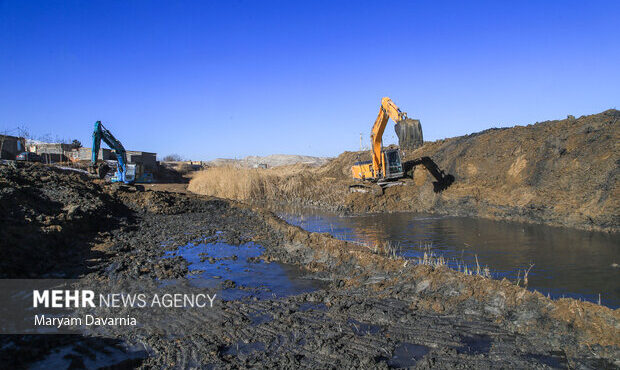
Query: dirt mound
xmin=190 ymin=109 xmax=619 ymax=232
xmin=395 ymin=109 xmax=620 ymax=231
xmin=0 ymin=163 xmax=128 ymax=277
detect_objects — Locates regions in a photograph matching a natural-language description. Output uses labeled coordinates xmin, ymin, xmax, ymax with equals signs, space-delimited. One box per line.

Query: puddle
xmin=525 ymin=352 xmax=567 ymax=368
xmin=248 ymin=311 xmax=273 ymax=325
xmin=164 ymin=240 xmax=326 ymax=300
xmin=298 ymin=302 xmax=328 ymax=312
xmin=30 ymin=342 xmax=148 ymax=369
xmin=388 ymin=342 xmax=430 ymax=368
xmin=457 ymin=334 xmax=492 ymax=355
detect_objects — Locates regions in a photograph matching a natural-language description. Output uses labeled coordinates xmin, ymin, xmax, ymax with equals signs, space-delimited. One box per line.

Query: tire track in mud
xmin=133 ymin=288 xmax=583 ymax=368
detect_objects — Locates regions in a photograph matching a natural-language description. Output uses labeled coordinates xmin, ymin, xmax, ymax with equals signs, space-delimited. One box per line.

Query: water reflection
xmin=164 ymin=240 xmax=326 ymax=300
xmin=280 ymin=209 xmax=620 ymax=308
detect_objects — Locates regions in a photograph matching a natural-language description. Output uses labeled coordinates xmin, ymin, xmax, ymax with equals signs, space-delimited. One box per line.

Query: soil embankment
xmin=189 ymin=110 xmax=620 ymax=232
xmin=1 ymin=163 xmax=618 ymax=367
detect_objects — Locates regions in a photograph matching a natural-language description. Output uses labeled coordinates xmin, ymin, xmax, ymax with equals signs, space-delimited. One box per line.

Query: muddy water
xmin=279 ymin=209 xmax=620 ymax=308
xmin=164 ymin=240 xmax=326 ymax=300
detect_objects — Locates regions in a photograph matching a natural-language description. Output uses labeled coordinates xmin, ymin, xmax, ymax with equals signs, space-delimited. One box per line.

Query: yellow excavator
xmin=351 ymin=97 xmax=454 ymax=192
xmin=351 ymin=97 xmax=407 ymax=184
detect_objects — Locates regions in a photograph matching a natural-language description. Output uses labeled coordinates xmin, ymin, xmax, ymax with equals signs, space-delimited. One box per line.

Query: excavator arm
xmin=90 ymin=121 xmax=133 ymax=184
xmin=407 ymin=156 xmax=455 ymax=193
xmin=370 ymin=97 xmax=408 ymax=177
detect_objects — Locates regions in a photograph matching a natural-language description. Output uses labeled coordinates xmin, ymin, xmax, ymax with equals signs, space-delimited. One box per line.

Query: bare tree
xmin=38 ymin=133 xmax=53 ymax=143
xmin=163 ymin=153 xmax=183 ymax=162
xmin=17 ymin=125 xmax=31 ymax=140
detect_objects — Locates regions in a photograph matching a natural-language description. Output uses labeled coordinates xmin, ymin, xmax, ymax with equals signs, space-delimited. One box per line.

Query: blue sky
xmin=1 ymin=1 xmax=618 ymax=160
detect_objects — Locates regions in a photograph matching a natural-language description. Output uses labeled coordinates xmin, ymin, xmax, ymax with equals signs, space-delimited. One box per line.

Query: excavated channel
xmin=279 ymin=207 xmax=620 ymax=307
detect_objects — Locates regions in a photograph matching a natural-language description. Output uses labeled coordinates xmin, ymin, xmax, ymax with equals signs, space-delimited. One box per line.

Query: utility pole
xmin=359 ymin=133 xmax=363 ymax=151
xmin=0 ymin=130 xmax=7 ymax=159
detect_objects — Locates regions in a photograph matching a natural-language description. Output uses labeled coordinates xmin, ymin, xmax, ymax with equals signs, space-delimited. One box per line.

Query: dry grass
xmin=516 ymin=264 xmax=535 ymax=287
xmin=187 ymin=165 xmax=334 ymax=203
xmin=363 ymin=240 xmax=494 ymax=278
xmin=188 ymin=166 xmax=274 ymax=201
xmin=365 ymin=240 xmax=401 ymax=259
xmin=187 ymin=152 xmax=359 ymax=204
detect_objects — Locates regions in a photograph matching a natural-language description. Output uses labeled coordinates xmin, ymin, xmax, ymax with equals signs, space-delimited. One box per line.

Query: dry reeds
xmin=188 ymin=165 xmax=344 ymax=203
xmin=188 ymin=166 xmax=276 ymax=201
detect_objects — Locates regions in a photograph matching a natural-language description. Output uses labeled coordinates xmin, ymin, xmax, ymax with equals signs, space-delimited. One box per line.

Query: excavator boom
xmin=89 ymin=121 xmax=135 ymax=184
xmin=370 ymin=97 xmax=408 ymax=177
xmin=352 ymin=97 xmax=406 ymax=181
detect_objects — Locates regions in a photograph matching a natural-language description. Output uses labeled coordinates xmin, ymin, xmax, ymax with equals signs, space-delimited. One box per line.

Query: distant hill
xmin=208 ymin=154 xmax=330 ymax=168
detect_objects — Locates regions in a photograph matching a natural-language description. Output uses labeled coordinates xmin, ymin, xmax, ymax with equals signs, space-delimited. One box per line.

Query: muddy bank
xmin=190 ymin=109 xmax=619 ymax=232
xmin=1 ymin=163 xmax=618 ymax=368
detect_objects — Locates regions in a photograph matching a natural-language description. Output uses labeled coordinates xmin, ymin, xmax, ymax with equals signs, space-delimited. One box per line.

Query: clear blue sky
xmin=1 ymin=1 xmax=618 ymax=160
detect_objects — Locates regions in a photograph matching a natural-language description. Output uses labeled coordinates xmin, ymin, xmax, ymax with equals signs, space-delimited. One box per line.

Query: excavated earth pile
xmin=393 ymin=109 xmax=620 ymax=232
xmin=320 ymin=109 xmax=619 ymax=232
xmin=190 ymin=110 xmax=619 ymax=232
xmin=0 ymin=163 xmax=618 ymax=368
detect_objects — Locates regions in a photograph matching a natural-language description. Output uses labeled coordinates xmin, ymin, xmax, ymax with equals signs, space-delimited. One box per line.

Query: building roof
xmin=126 ymin=150 xmax=157 ymax=155
xmin=0 ymin=134 xmax=21 ymax=140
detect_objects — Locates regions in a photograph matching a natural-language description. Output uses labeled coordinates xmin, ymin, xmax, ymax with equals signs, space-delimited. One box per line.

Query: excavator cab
xmin=383 ymin=149 xmax=403 ymax=179
xmin=351 ymin=148 xmax=403 ymax=182
xmin=111 ymin=163 xmax=136 ymax=183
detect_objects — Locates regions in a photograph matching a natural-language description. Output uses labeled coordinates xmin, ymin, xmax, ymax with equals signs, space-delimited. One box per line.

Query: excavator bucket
xmin=432 ymin=173 xmax=455 ymax=193
xmin=88 ymin=163 xmax=109 ymax=179
xmin=404 ymin=156 xmax=455 ymax=193
xmin=394 ymin=118 xmax=423 ymax=150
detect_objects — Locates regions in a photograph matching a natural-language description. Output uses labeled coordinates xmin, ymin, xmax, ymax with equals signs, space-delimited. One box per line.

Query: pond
xmin=279 ymin=209 xmax=620 ymax=308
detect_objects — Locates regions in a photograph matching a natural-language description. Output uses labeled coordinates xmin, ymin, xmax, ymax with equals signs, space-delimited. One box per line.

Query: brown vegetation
xmin=187 ymin=164 xmax=348 ymax=205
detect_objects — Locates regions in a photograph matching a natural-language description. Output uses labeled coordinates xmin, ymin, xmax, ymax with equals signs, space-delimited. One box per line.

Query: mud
xmin=0 ymin=163 xmax=618 ymax=368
